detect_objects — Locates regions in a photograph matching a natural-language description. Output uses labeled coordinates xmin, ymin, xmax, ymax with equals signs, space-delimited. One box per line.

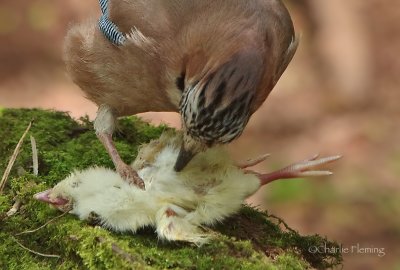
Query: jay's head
xmin=174 ymin=48 xmax=264 ymax=171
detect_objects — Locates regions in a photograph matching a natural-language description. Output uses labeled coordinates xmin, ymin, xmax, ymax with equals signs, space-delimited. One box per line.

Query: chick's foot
xmin=241 ymin=154 xmax=342 ymax=186
xmin=237 ymin=153 xmax=270 ymax=169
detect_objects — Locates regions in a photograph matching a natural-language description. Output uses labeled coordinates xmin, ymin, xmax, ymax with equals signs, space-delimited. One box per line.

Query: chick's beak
xmin=174 ymin=144 xmax=196 ymax=172
xmin=34 ymin=189 xmax=69 ymax=206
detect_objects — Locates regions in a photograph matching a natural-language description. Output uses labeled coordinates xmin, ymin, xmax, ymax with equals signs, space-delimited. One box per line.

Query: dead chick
xmin=35 ymin=132 xmax=340 ymax=245
xmin=64 ymin=0 xmax=299 ymax=185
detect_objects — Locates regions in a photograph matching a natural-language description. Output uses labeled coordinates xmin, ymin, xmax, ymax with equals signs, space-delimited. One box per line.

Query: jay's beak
xmin=174 ymin=144 xmax=196 ymax=172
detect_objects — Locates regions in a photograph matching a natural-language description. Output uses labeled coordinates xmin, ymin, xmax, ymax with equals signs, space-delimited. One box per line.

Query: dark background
xmin=0 ymin=1 xmax=399 ymax=269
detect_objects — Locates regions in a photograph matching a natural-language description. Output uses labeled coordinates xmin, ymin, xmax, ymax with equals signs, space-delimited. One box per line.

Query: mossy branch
xmin=0 ymin=109 xmax=342 ymax=270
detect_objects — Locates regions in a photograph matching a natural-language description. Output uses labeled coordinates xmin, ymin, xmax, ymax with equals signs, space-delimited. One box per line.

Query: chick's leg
xmin=245 ymin=154 xmax=342 ymax=186
xmin=156 ymin=206 xmax=208 ymax=245
xmin=94 ymin=104 xmax=144 ymax=189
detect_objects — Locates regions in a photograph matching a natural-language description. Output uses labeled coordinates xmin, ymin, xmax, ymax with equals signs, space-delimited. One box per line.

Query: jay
xmin=63 ymin=0 xmax=299 ymax=186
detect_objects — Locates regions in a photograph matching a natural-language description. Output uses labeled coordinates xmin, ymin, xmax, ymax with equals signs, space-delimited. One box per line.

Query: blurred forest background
xmin=0 ymin=0 xmax=399 ymax=269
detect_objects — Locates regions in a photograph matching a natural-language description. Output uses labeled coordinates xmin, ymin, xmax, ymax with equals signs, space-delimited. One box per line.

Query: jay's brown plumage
xmin=63 ymin=0 xmax=298 ymax=185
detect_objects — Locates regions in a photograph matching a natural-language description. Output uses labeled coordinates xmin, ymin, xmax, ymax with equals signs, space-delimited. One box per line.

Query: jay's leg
xmin=242 ymin=154 xmax=342 ymax=186
xmin=94 ymin=104 xmax=145 ymax=189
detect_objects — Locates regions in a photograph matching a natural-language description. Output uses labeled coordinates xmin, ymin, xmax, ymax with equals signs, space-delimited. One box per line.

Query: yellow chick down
xmin=36 ymin=132 xmax=261 ymax=245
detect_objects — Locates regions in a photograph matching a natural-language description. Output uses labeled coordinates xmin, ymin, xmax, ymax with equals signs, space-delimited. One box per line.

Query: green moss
xmin=0 ymin=109 xmax=342 ymax=269
xmin=0 ymin=194 xmax=11 ymax=213
xmin=275 ymin=253 xmax=308 ymax=270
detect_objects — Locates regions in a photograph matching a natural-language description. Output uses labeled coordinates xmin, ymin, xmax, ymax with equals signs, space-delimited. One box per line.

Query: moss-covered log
xmin=0 ymin=109 xmax=342 ymax=269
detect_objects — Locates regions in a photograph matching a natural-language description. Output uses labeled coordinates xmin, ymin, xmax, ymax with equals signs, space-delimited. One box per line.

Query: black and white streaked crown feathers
xmin=179 ymin=49 xmax=263 ymax=146
xmin=98 ymin=0 xmax=126 ymax=46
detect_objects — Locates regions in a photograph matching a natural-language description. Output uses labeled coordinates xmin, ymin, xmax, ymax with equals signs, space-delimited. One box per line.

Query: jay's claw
xmin=116 ymin=163 xmax=145 ymax=189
